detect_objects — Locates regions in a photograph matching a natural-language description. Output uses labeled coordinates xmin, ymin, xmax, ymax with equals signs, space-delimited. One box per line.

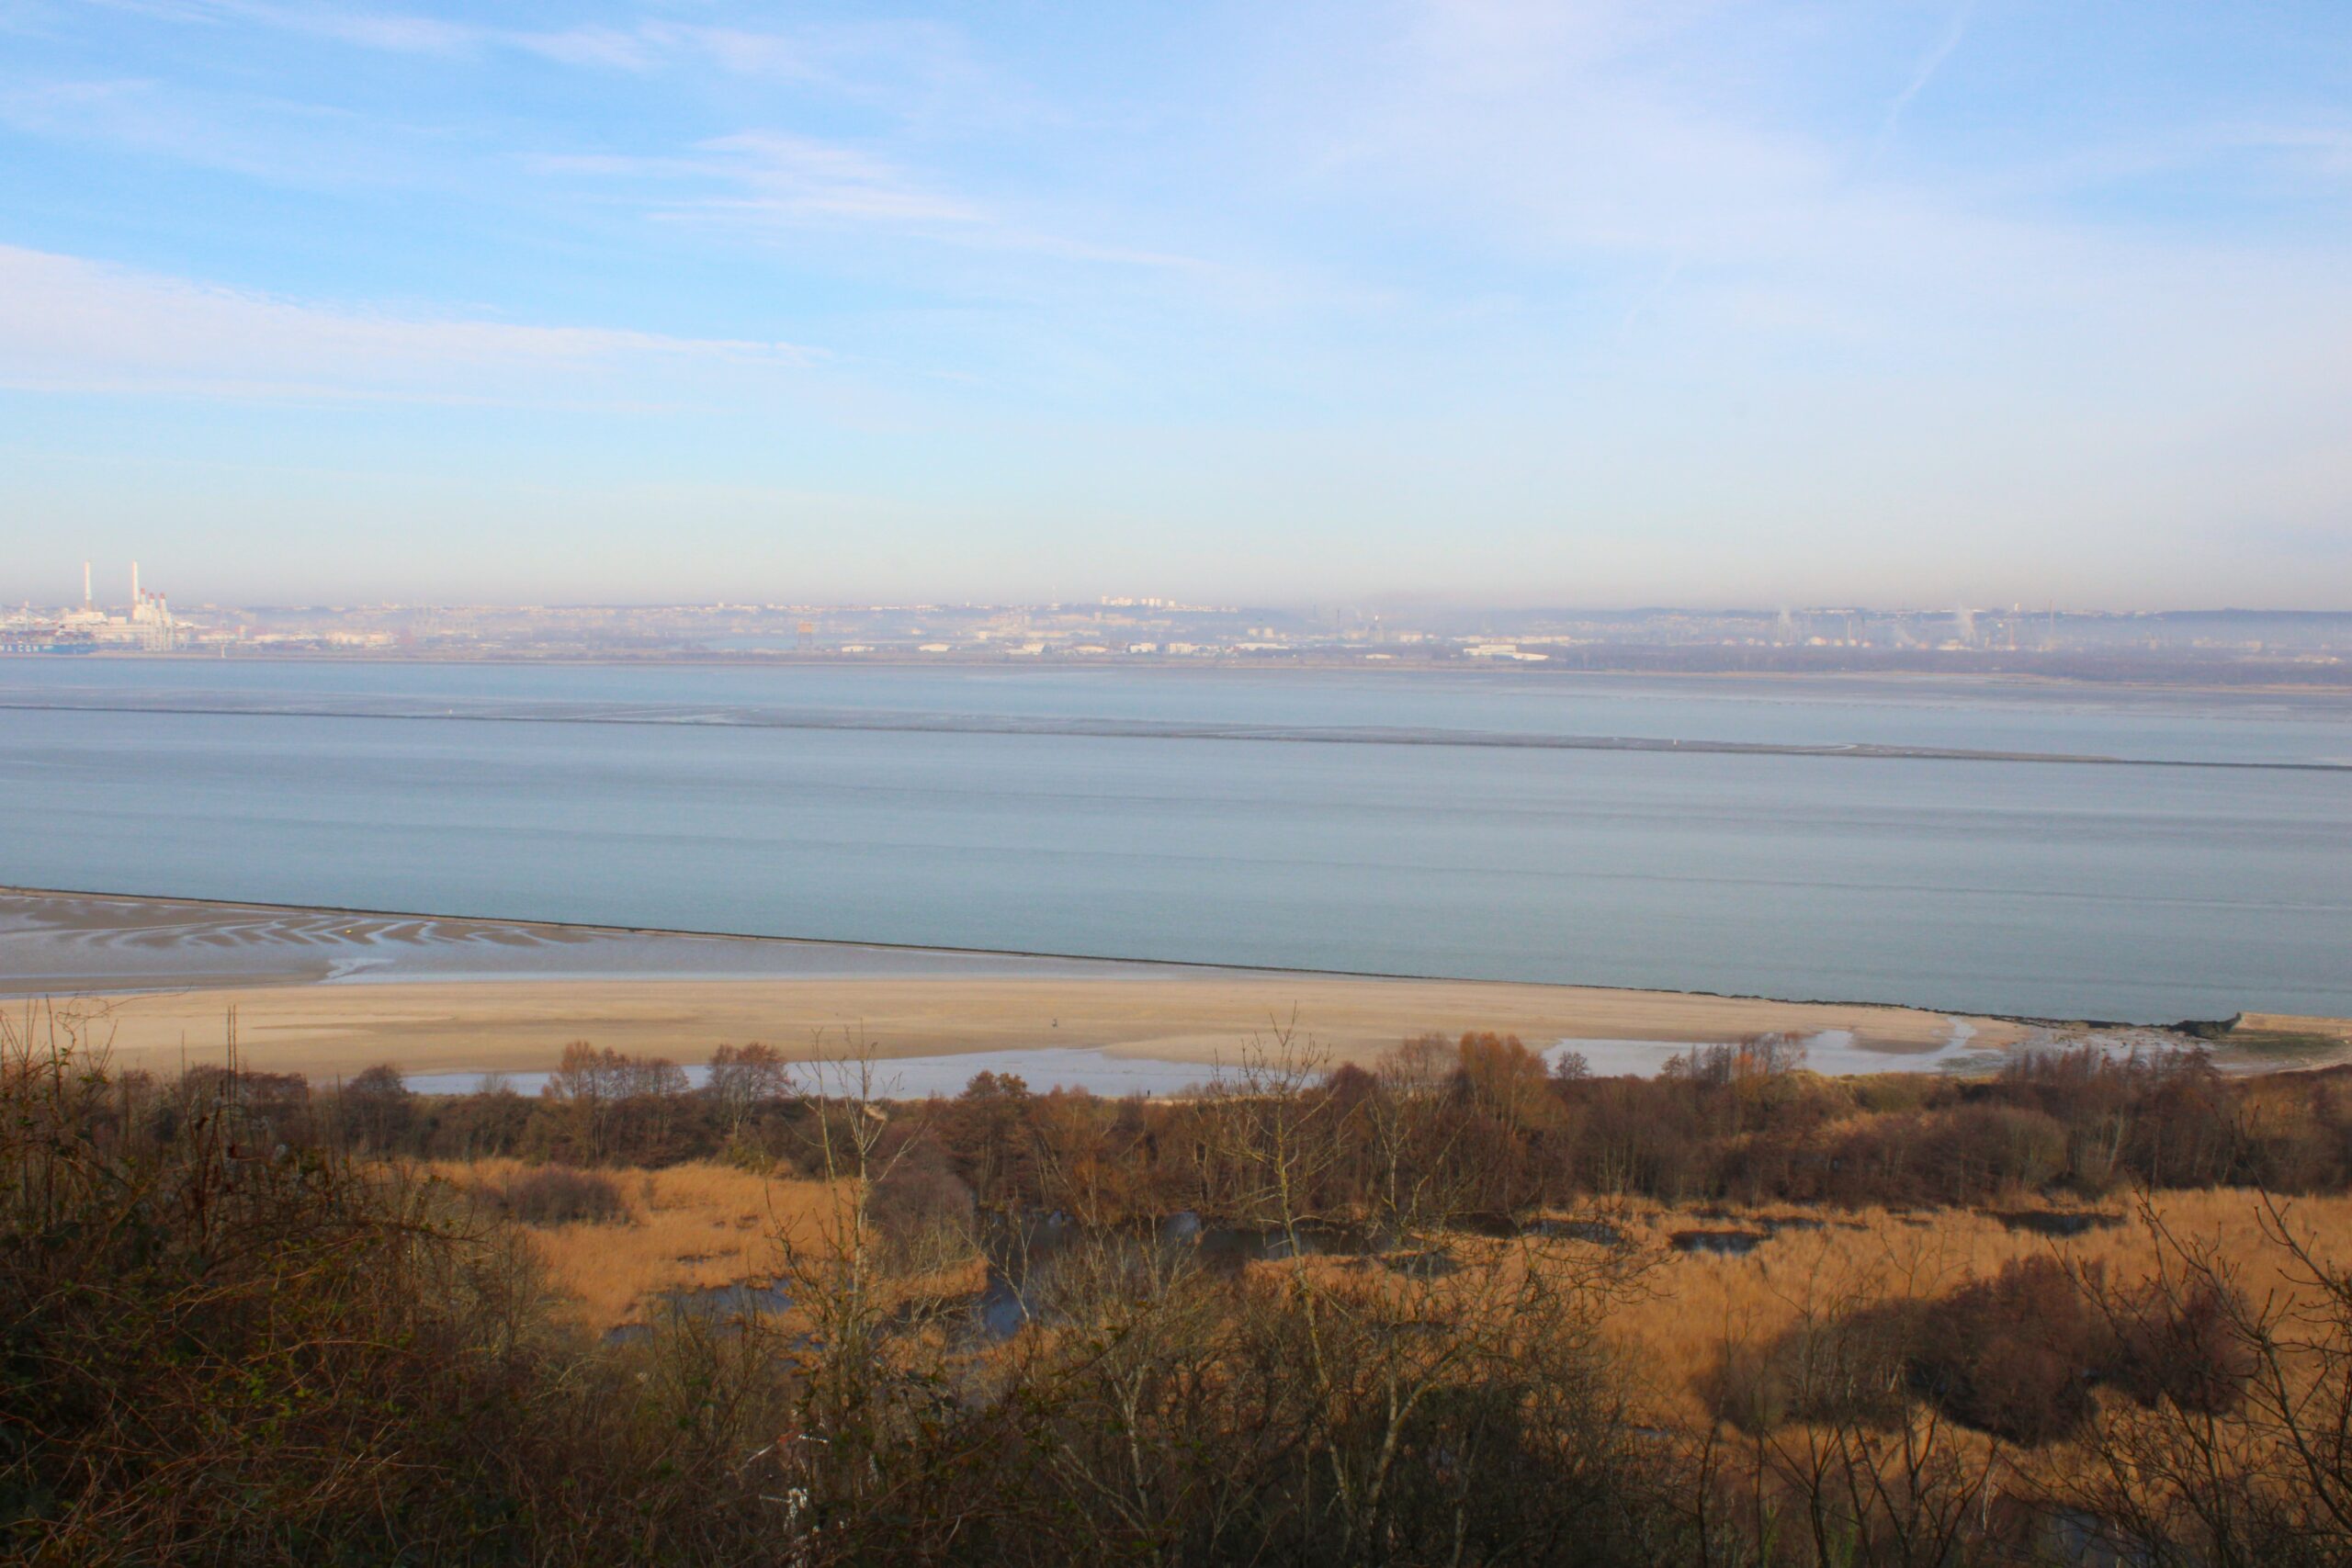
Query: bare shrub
xmin=2053 ymin=1196 xmax=2352 ymax=1568
xmin=1911 ymin=1257 xmax=2118 ymax=1444
xmin=1935 ymin=1103 xmax=2071 ymax=1197
xmin=491 ymin=1165 xmax=628 ymax=1225
xmin=335 ymin=1062 xmax=414 ymax=1150
xmin=2109 ymin=1278 xmax=2257 ymax=1416
xmin=1714 ymin=1308 xmax=1920 ymax=1435
xmin=0 ymin=1011 xmax=790 ymax=1562
xmin=863 ymin=1137 xmax=977 ymax=1269
xmin=707 ymin=1040 xmax=792 ymax=1139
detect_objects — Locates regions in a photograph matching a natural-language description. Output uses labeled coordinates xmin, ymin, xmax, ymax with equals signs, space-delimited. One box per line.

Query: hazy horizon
xmin=18 ymin=586 xmax=2352 ymax=618
xmin=5 ymin=2 xmax=2350 ymax=608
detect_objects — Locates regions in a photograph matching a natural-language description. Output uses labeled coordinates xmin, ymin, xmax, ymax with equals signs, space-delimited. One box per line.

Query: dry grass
xmin=424 ymin=1158 xmax=842 ymax=1330
xmin=1577 ymin=1190 xmax=2352 ymax=1422
xmin=410 ymin=1162 xmax=2352 ymax=1416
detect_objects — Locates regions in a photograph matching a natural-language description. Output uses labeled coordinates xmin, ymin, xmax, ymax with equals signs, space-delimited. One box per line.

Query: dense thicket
xmin=0 ymin=1026 xmax=809 ymax=1563
xmin=334 ymin=1034 xmax=2352 ymax=1220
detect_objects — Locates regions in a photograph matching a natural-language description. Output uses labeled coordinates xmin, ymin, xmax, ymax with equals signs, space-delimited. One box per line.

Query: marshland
xmin=10 ymin=1009 xmax=2352 ymax=1566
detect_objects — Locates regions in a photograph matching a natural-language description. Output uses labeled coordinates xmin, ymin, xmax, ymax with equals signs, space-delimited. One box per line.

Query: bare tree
xmin=708 ymin=1040 xmax=791 ymax=1143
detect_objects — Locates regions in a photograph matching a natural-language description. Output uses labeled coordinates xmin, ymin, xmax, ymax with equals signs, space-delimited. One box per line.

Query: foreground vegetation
xmin=6 ymin=1009 xmax=2352 ymax=1565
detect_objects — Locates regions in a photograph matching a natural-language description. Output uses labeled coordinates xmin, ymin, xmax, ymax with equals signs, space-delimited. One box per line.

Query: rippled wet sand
xmin=0 ymin=886 xmax=1154 ymax=993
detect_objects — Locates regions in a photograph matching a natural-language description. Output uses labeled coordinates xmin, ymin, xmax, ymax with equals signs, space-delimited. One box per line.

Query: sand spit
xmin=46 ymin=974 xmax=2021 ymax=1083
xmin=0 ymin=887 xmax=2031 ymax=1082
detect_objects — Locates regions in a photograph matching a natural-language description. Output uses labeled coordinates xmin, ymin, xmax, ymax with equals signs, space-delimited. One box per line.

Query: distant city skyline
xmin=4 ymin=2 xmax=2351 ymax=608
xmin=16 ymin=565 xmax=2352 ymax=669
xmin=17 ymin=554 xmax=2352 ymax=620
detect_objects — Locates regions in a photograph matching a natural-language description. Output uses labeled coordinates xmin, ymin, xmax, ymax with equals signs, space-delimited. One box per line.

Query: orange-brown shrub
xmin=488 ymin=1165 xmax=628 ymax=1226
xmin=2109 ymin=1278 xmax=2257 ymax=1416
xmin=1909 ymin=1256 xmax=2116 ymax=1443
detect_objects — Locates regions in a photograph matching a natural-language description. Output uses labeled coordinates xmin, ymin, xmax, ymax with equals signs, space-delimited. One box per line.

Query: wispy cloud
xmin=507 ymin=23 xmax=657 ymax=72
xmin=553 ymin=132 xmax=986 ymax=226
xmin=542 ymin=131 xmax=1213 ymax=273
xmin=2199 ymin=121 xmax=2352 ymax=177
xmin=1874 ymin=0 xmax=1976 ymax=159
xmin=96 ymin=0 xmax=984 ymax=107
xmin=89 ymin=0 xmax=475 ymax=54
xmin=0 ymin=73 xmax=408 ymax=185
xmin=11 ymin=0 xmax=2352 ymax=605
xmin=627 ymin=19 xmax=982 ymax=101
xmin=1968 ymin=118 xmax=2352 ymax=210
xmin=1253 ymin=0 xmax=2352 ymax=417
xmin=0 ymin=244 xmax=821 ymax=403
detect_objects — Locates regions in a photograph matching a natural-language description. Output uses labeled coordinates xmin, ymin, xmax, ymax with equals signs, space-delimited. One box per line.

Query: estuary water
xmin=2 ymin=659 xmax=2348 ymax=1022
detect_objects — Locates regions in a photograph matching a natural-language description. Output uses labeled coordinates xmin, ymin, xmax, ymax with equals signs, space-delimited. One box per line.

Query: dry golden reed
xmin=424 ymin=1157 xmax=842 ymax=1329
xmin=1587 ymin=1190 xmax=2352 ymax=1421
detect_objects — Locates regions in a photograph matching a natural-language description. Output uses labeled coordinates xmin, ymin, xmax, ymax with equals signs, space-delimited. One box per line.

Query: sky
xmin=2 ymin=1 xmax=2349 ymax=609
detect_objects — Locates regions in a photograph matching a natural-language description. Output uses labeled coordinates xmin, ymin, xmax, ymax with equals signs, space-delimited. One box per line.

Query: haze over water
xmin=4 ymin=660 xmax=2347 ymax=1024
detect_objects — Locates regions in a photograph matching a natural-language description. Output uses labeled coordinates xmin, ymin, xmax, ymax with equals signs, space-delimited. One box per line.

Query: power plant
xmin=0 ymin=559 xmax=187 ymax=653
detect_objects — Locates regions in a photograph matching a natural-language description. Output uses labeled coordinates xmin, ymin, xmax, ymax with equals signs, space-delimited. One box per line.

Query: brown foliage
xmin=1907 ymin=1257 xmax=2118 ymax=1444
xmin=0 ymin=1014 xmax=792 ymax=1563
xmin=2104 ymin=1276 xmax=2257 ymax=1416
xmin=863 ymin=1134 xmax=977 ymax=1267
xmin=481 ymin=1163 xmax=629 ymax=1225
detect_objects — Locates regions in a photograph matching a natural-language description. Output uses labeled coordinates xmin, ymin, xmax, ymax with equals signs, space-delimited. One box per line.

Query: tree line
xmin=299 ymin=1032 xmax=2352 ymax=1222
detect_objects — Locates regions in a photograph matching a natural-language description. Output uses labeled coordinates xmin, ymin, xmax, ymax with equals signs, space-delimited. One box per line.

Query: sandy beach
xmin=39 ymin=972 xmax=2032 ymax=1081
xmin=0 ymin=886 xmax=2033 ymax=1081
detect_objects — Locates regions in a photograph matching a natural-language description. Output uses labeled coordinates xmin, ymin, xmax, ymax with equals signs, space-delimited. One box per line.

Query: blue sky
xmin=2 ymin=1 xmax=2348 ymax=607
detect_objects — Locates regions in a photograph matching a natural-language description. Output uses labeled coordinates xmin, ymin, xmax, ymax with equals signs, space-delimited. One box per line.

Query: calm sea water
xmin=3 ymin=659 xmax=2348 ymax=1022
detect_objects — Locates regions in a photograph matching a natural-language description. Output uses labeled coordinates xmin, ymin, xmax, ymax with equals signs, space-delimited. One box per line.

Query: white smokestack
xmin=131 ymin=560 xmax=140 ymax=606
xmin=82 ymin=561 xmax=90 ymax=606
